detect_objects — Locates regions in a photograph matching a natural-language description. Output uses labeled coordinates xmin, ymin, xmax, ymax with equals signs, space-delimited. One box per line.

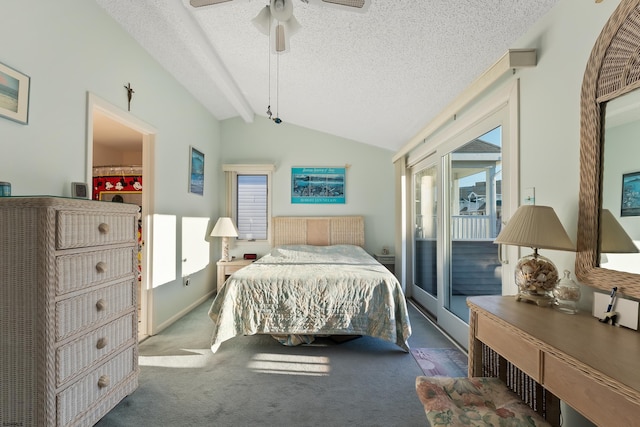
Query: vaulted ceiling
xmin=96 ymin=0 xmax=559 ymax=152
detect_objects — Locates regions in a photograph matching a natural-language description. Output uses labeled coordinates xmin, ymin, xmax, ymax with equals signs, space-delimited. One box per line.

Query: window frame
xmin=223 ymin=164 xmax=274 ymax=244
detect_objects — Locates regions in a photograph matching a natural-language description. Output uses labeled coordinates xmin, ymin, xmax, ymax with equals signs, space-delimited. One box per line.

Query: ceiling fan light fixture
xmin=252 ymin=5 xmax=272 ymax=36
xmin=285 ymin=15 xmax=301 ymax=37
xmin=270 ymin=0 xmax=293 ymax=22
xmin=273 ymin=0 xmax=286 ymax=13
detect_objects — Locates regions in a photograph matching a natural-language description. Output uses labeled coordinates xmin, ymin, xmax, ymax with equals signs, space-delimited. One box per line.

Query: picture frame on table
xmin=0 ymin=61 xmax=30 ymax=125
xmin=189 ymin=146 xmax=205 ymax=196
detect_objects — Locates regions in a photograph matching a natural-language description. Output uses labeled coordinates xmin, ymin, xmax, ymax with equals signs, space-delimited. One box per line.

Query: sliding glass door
xmin=409 ymin=93 xmax=517 ymax=348
xmin=445 ymin=127 xmax=502 ymax=324
xmin=412 ymin=161 xmax=439 ymax=314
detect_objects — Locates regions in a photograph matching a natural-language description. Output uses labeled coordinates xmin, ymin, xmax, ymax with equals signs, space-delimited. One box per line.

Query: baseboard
xmin=151 ymin=291 xmax=215 ymax=336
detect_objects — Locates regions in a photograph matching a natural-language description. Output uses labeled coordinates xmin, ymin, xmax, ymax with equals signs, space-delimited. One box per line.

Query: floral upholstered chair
xmin=415 ymin=376 xmax=551 ymax=427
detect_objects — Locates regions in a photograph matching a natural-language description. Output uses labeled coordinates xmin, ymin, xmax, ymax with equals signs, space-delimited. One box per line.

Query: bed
xmin=208 ymin=216 xmax=411 ymax=352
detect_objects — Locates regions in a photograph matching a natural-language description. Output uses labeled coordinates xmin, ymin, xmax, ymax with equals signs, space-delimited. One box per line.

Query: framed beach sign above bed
xmin=291 ymin=167 xmax=345 ymax=204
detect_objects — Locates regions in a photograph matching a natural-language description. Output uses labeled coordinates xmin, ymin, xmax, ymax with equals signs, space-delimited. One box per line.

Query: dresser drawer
xmin=56 ymin=247 xmax=135 ymax=295
xmin=56 ymin=280 xmax=134 ymax=340
xmin=544 ymin=353 xmax=640 ymax=426
xmin=56 ymin=313 xmax=136 ymax=386
xmin=476 ymin=313 xmax=541 ymax=381
xmin=56 ymin=210 xmax=136 ymax=249
xmin=57 ymin=347 xmax=137 ymax=427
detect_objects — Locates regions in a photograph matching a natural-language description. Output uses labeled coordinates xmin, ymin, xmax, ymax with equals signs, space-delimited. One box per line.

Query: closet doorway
xmin=86 ymin=93 xmax=156 ymax=341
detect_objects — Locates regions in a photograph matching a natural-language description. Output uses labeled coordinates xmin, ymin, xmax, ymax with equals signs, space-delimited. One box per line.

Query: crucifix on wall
xmin=124 ymin=82 xmax=135 ymax=111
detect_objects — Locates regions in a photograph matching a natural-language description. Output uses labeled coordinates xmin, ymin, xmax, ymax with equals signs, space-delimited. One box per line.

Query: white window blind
xmin=237 ymin=175 xmax=268 ymax=240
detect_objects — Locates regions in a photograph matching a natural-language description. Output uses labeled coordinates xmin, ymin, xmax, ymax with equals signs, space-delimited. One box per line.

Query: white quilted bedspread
xmin=208 ymin=245 xmax=412 ymax=352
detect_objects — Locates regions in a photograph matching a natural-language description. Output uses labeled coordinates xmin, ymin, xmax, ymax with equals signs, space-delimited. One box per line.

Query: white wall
xmin=514 ymin=0 xmax=618 ymax=308
xmin=220 ymin=115 xmax=396 ymax=257
xmin=0 ymin=0 xmax=222 ymax=332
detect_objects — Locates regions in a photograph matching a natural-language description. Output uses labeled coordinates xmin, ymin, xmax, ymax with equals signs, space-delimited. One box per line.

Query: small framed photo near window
xmin=0 ymin=61 xmax=30 ymax=125
xmin=189 ymin=146 xmax=205 ymax=196
xmin=71 ymin=182 xmax=89 ymax=199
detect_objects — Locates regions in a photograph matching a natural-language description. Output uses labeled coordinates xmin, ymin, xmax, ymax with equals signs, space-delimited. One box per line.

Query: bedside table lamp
xmin=211 ymin=217 xmax=238 ymax=262
xmin=494 ymin=205 xmax=575 ymax=306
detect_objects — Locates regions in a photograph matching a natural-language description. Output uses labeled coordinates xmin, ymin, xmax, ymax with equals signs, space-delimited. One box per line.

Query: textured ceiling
xmin=95 ymin=0 xmax=559 ymax=152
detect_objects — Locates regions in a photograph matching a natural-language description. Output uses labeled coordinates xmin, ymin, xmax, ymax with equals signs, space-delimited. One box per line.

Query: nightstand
xmin=374 ymin=253 xmax=395 ymax=276
xmin=216 ymin=259 xmax=253 ymax=293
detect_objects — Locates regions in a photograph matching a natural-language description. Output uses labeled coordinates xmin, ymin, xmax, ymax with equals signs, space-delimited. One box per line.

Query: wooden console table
xmin=468 ymin=296 xmax=640 ymax=426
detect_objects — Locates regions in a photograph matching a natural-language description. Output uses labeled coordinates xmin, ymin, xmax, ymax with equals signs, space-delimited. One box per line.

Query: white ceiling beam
xmin=168 ymin=0 xmax=254 ymax=122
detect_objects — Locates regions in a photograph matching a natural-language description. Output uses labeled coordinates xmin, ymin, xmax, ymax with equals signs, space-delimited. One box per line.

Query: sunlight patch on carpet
xmin=248 ymin=353 xmax=331 ymax=376
xmin=411 ymin=348 xmax=467 ymax=377
xmin=139 ymin=349 xmax=211 ymax=368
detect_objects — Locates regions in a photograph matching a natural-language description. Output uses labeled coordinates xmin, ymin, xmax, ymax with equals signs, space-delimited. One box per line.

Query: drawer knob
xmin=98 ymin=223 xmax=110 ymax=234
xmin=98 ymin=375 xmax=110 ymax=388
xmin=96 ymin=299 xmax=107 ymax=311
xmin=96 ymin=261 xmax=108 ymax=273
xmin=96 ymin=337 xmax=108 ymax=349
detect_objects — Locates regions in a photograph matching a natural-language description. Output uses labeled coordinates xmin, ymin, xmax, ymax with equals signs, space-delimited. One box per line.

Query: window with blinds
xmin=237 ymin=174 xmax=268 ymax=240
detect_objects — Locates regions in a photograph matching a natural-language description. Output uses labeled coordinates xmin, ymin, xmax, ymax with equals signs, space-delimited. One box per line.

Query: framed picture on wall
xmin=291 ymin=167 xmax=345 ymax=204
xmin=0 ymin=61 xmax=30 ymax=125
xmin=621 ymin=171 xmax=640 ymax=216
xmin=189 ymin=146 xmax=205 ymax=196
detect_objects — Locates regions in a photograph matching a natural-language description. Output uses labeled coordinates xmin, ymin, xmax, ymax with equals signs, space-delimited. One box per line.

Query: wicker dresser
xmin=0 ymin=197 xmax=139 ymax=426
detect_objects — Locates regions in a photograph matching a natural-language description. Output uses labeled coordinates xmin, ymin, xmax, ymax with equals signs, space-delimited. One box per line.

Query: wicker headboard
xmin=272 ymin=216 xmax=365 ymax=247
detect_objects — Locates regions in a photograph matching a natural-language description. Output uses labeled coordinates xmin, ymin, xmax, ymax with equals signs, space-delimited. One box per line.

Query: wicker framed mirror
xmin=576 ymin=0 xmax=640 ymax=299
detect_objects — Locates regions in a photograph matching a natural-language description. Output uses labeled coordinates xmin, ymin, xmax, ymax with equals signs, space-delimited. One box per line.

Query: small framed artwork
xmin=71 ymin=182 xmax=89 ymax=199
xmin=291 ymin=167 xmax=345 ymax=204
xmin=189 ymin=146 xmax=205 ymax=196
xmin=621 ymin=171 xmax=640 ymax=216
xmin=0 ymin=61 xmax=30 ymax=124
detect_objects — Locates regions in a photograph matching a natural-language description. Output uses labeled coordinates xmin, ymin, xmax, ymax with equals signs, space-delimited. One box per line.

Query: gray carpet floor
xmin=95 ymin=298 xmax=462 ymax=427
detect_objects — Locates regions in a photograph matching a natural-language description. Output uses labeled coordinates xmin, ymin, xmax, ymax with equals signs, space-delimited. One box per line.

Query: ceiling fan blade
xmin=305 ymin=0 xmax=370 ymax=12
xmin=189 ymin=0 xmax=233 ymax=7
xmin=321 ymin=0 xmax=365 ymax=8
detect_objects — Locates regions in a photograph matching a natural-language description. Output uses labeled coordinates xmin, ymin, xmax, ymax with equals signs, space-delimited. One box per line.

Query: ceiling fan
xmin=189 ymin=0 xmax=370 ymax=52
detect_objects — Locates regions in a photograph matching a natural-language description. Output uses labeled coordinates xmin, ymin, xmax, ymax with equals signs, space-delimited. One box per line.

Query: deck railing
xmin=417 ymin=215 xmax=501 ymax=240
xmin=452 ymin=215 xmax=494 ymax=240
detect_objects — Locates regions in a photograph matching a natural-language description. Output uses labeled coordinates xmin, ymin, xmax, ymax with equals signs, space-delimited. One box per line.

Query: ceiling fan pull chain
xmin=267 ymin=8 xmax=272 ymax=120
xmin=274 ymin=48 xmax=282 ymax=124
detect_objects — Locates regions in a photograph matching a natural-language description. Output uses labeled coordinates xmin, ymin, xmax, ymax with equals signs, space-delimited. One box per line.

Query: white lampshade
xmin=211 ymin=217 xmax=239 ymax=238
xmin=494 ymin=205 xmax=575 ymax=251
xmin=600 ymin=209 xmax=639 ymax=254
xmin=211 ymin=217 xmax=238 ymax=262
